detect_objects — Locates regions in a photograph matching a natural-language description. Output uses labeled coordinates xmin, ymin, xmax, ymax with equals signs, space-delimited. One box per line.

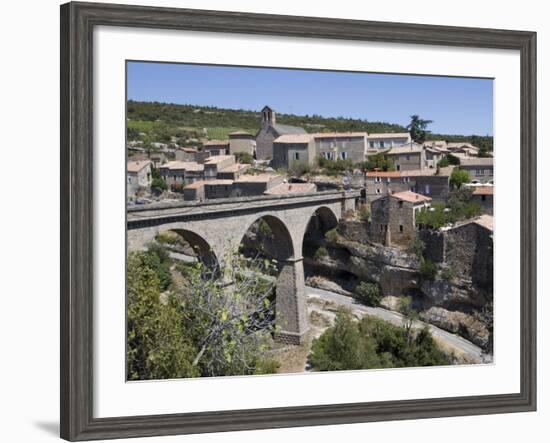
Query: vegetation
xmin=450 ymin=168 xmax=471 ymax=189
xmin=356 ymin=153 xmax=395 ymax=172
xmin=416 ymin=194 xmax=481 ymax=229
xmin=420 ymin=259 xmax=438 ymax=280
xmin=288 ymin=160 xmax=312 ymax=177
xmin=406 ymin=115 xmax=433 ymax=143
xmin=126 ymin=243 xmax=280 ymax=380
xmin=437 ymin=154 xmax=460 ymax=168
xmin=127 ymin=252 xmax=198 ymax=380
xmin=407 ymin=235 xmax=426 ymax=260
xmin=354 ymin=282 xmax=382 ymax=307
xmin=324 ymin=228 xmax=339 ymax=243
xmin=310 ymin=311 xmax=449 ymax=371
xmin=358 ymin=204 xmax=371 ymax=222
xmin=150 ymin=167 xmax=167 ymax=193
xmin=317 ymin=157 xmax=354 ymax=176
xmin=234 ymin=152 xmax=254 ymax=164
xmin=314 ymin=246 xmax=329 ymax=259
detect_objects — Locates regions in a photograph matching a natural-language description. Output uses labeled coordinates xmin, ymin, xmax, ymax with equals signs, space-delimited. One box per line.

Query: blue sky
xmin=127 ymin=61 xmax=493 ymax=136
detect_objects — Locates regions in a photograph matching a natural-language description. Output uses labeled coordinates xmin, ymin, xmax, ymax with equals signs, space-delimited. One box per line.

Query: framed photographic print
xmin=60 ymin=1 xmax=537 ymax=441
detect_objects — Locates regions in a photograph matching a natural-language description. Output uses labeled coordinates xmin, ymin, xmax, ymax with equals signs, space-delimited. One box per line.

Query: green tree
xmin=450 ymin=168 xmax=471 ymax=189
xmin=406 ymin=115 xmax=433 ymax=143
xmin=177 ymin=252 xmax=278 ymax=377
xmin=234 ymin=152 xmax=254 ymax=164
xmin=126 ymin=252 xmax=198 ymax=381
xmin=420 ymin=259 xmax=438 ymax=280
xmin=150 ymin=167 xmax=167 ymax=193
xmin=354 ymin=282 xmax=382 ymax=306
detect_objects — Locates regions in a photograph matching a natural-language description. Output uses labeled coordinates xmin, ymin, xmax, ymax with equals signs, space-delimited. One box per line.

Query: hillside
xmin=126 ymin=100 xmax=493 ymax=150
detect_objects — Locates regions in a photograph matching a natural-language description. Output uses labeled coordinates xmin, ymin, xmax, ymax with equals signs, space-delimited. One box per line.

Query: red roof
xmin=366 ymin=171 xmax=402 ymax=178
xmin=391 ymin=191 xmax=432 ymax=204
xmin=472 ymin=186 xmax=494 ymax=195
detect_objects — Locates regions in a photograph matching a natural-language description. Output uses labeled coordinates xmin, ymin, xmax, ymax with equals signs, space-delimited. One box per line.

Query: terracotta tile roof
xmin=391 ymin=191 xmax=432 ymax=204
xmin=160 ymin=161 xmax=204 ymax=172
xmin=235 ymin=174 xmax=281 ymax=183
xmin=184 ymin=179 xmax=234 ymax=190
xmin=401 ymin=166 xmax=455 ymax=177
xmin=178 ymin=147 xmax=198 ymax=153
xmin=472 ymin=186 xmax=494 ymax=195
xmin=273 ymin=134 xmax=314 ymax=144
xmin=366 ymin=171 xmax=402 ymax=178
xmin=368 ymin=132 xmax=411 ymax=139
xmin=203 ymin=140 xmax=229 ymax=147
xmin=474 ymin=214 xmax=494 ymax=231
xmin=313 ymin=132 xmax=368 ymax=139
xmin=219 ymin=163 xmax=250 ymax=173
xmin=264 ymin=183 xmax=316 ymax=195
xmin=204 ymin=155 xmax=234 ymax=164
xmin=385 ymin=144 xmax=424 ymax=154
xmin=127 ymin=160 xmax=151 ymax=173
xmin=459 ymin=157 xmax=494 ymax=167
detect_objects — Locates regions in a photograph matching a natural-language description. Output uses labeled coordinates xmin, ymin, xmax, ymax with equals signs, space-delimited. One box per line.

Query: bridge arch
xmin=238 ymin=214 xmax=307 ymax=344
xmin=163 ymin=228 xmax=218 ymax=268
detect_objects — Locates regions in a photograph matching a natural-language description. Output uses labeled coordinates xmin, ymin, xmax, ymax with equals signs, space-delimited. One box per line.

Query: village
xmin=127 ymin=105 xmax=493 ymax=247
xmin=126 ymin=104 xmax=494 ymax=376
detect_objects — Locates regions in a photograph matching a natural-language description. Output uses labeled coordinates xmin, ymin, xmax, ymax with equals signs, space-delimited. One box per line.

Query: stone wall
xmin=419 ymin=229 xmax=445 ymax=263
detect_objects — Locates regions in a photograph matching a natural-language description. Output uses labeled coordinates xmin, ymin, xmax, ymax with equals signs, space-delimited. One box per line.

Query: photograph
xmin=125 ymin=61 xmax=495 ymax=381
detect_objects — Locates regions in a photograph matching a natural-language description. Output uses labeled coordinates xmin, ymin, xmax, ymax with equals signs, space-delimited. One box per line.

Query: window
xmin=398 ymin=201 xmax=403 ymax=208
xmin=387 ymin=177 xmax=391 ymax=183
xmin=481 ymin=195 xmax=487 ymax=201
xmin=406 ymin=155 xmax=410 ymax=161
xmin=369 ymin=141 xmax=375 ymax=148
xmin=396 ymin=165 xmax=401 ymax=171
xmin=380 ymin=224 xmax=383 ymax=232
xmin=341 ymin=152 xmax=348 ymax=160
xmin=399 ymin=225 xmax=404 ymax=233
xmin=425 ymin=184 xmax=431 ymax=194
xmin=476 ymin=169 xmax=483 ymax=175
xmin=376 ymin=188 xmax=381 ymax=194
xmin=294 ymin=152 xmax=300 ymax=160
xmin=375 ymin=177 xmax=381 ymax=183
xmin=380 ymin=141 xmax=385 ymax=148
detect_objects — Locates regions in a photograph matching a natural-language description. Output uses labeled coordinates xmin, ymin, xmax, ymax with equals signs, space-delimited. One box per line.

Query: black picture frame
xmin=60 ymin=2 xmax=537 ymax=441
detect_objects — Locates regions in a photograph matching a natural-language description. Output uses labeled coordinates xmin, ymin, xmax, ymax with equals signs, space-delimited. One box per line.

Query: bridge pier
xmin=274 ymin=256 xmax=308 ymax=344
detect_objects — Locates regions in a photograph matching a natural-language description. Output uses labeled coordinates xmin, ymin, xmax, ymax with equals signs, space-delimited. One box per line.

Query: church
xmin=255 ymin=106 xmax=306 ymax=160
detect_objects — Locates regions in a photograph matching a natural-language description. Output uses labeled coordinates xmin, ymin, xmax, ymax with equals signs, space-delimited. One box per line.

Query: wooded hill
xmin=127 ymin=100 xmax=493 ymax=150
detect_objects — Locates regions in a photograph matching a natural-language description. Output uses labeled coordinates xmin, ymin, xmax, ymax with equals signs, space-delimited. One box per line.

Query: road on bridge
xmin=306 ymin=285 xmax=486 ymax=364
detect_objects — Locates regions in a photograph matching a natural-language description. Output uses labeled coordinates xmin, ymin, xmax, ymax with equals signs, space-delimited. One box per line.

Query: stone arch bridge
xmin=127 ymin=190 xmax=360 ymax=344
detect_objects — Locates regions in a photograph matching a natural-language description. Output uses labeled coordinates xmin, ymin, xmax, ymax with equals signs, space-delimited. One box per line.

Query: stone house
xmin=203 ymin=140 xmax=230 ymax=156
xmin=229 ymin=131 xmax=256 ymax=156
xmin=471 ymin=186 xmax=494 ymax=215
xmin=365 ymin=171 xmax=411 ymax=202
xmin=216 ymin=163 xmax=251 ymax=180
xmin=255 ymin=106 xmax=307 ymax=160
xmin=127 ymin=160 xmax=152 ymax=198
xmin=384 ymin=144 xmax=426 ymax=171
xmin=232 ymin=174 xmax=285 ymax=197
xmin=367 ymin=132 xmax=411 ymax=150
xmin=159 ymin=161 xmax=204 ymax=188
xmin=183 ymin=179 xmax=234 ymax=201
xmin=446 ymin=142 xmax=479 ymax=156
xmin=370 ymin=191 xmax=432 ymax=247
xmin=203 ymin=155 xmax=236 ymax=179
xmin=272 ymin=133 xmax=316 ymax=169
xmin=424 ymin=146 xmax=444 ymax=169
xmin=407 ymin=166 xmax=454 ymax=203
xmin=175 ymin=147 xmax=200 ymax=162
xmin=314 ymin=132 xmax=368 ymax=163
xmin=459 ymin=157 xmax=494 ymax=184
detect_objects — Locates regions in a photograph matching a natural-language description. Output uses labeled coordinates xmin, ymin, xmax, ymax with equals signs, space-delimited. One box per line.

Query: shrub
xmin=358 ymin=204 xmax=370 ymax=222
xmin=235 ymin=152 xmax=254 ymax=164
xmin=288 ymin=160 xmax=311 ymax=177
xmin=310 ymin=312 xmax=449 ymax=372
xmin=151 ymin=176 xmax=167 ymax=192
xmin=440 ymin=267 xmax=455 ymax=281
xmin=325 ymin=228 xmax=339 ymax=243
xmin=420 ymin=259 xmax=438 ymax=280
xmin=314 ymin=246 xmax=329 ymax=260
xmin=407 ymin=235 xmax=425 ymax=259
xmin=354 ymin=282 xmax=382 ymax=306
xmin=254 ymin=358 xmax=280 ymax=375
xmin=450 ymin=168 xmax=471 ymax=189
